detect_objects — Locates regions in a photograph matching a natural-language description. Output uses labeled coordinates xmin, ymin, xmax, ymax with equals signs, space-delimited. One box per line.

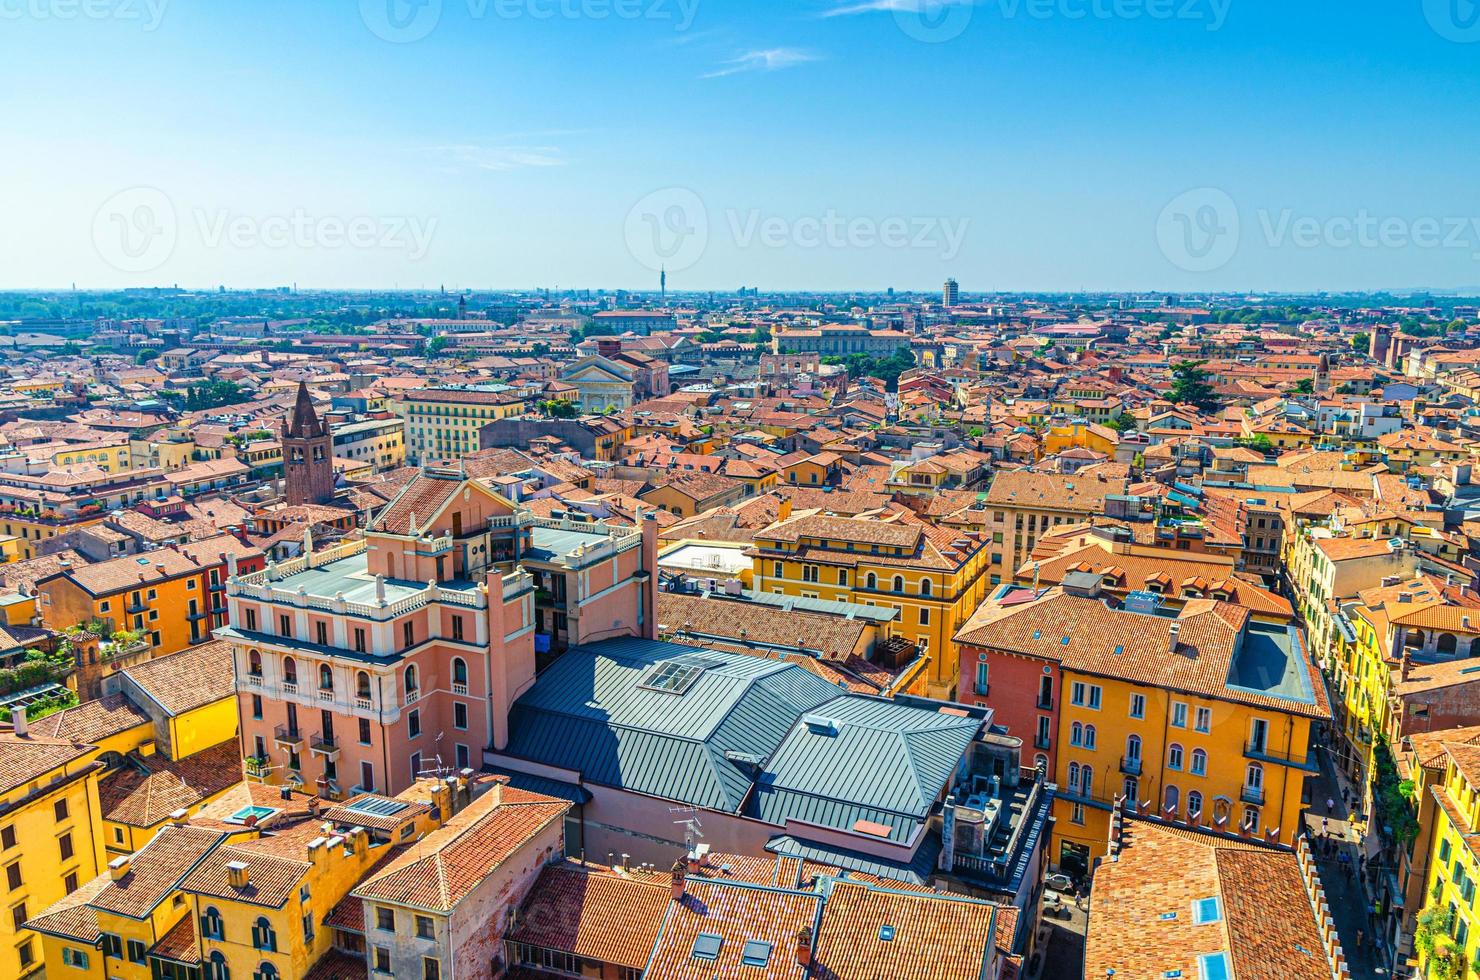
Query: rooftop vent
xmin=803 ymin=714 xmax=841 ymax=736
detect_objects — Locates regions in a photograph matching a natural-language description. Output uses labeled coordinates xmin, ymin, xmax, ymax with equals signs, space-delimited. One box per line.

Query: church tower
xmin=283 ymin=381 xmax=335 ymax=506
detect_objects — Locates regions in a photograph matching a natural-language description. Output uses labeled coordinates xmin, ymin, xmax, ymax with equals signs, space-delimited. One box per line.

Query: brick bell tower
xmin=283 ymin=381 xmax=335 ymax=506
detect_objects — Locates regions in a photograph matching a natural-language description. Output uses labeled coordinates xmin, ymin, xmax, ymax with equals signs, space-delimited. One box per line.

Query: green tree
xmin=542 ymin=399 xmax=578 ymax=419
xmin=1289 ymin=378 xmax=1314 ymax=395
xmin=185 ymin=380 xmax=245 ymax=411
xmin=426 ymin=336 xmax=450 ymax=356
xmin=1352 ymin=332 xmax=1370 ymax=353
xmin=134 ymin=348 xmax=161 ymax=365
xmin=1167 ymin=360 xmax=1220 ymax=412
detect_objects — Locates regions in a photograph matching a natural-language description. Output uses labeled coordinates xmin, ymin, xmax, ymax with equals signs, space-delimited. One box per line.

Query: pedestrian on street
xmin=1326 ymin=796 xmax=1335 ymax=815
xmin=1322 ymin=817 xmax=1329 ymax=836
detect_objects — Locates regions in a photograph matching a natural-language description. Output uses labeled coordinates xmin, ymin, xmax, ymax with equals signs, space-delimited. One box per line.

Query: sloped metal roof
xmin=503 ymin=638 xmax=842 ymax=812
xmin=749 ymin=697 xmax=982 ymax=842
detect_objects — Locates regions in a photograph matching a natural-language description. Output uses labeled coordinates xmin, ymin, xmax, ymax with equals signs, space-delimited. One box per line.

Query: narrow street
xmin=1305 ymin=744 xmax=1389 ymax=978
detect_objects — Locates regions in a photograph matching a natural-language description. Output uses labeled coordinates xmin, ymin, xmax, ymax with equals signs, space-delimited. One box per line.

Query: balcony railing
xmin=1240 ymin=784 xmax=1265 ymax=806
xmin=273 ymin=726 xmax=303 ymax=747
xmin=973 ymin=683 xmax=990 ymax=697
xmin=452 ymin=683 xmax=468 ymax=696
xmin=318 ymin=689 xmax=334 ymax=702
xmin=244 ymin=756 xmax=271 ymax=778
xmin=1120 ymin=756 xmax=1143 ymax=776
xmin=246 ymin=673 xmax=264 ymax=687
xmin=354 ymin=696 xmax=373 ymax=710
xmin=281 ymin=681 xmax=298 ymax=695
xmin=310 ymin=734 xmax=340 ymax=756
xmin=405 ymin=690 xmax=420 ymax=704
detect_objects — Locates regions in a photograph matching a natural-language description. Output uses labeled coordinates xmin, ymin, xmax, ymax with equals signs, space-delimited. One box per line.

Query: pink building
xmin=223 ymin=464 xmax=658 ymax=799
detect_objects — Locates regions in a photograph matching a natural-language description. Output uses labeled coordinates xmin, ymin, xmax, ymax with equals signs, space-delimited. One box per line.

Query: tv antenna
xmin=669 ymin=805 xmax=705 ymax=852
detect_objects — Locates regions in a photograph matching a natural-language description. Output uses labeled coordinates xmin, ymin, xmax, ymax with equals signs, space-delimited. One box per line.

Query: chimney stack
xmin=226 ymin=861 xmax=249 ymax=889
xmin=1168 ymin=622 xmax=1181 ymax=655
xmin=1401 ymin=648 xmax=1413 ymax=682
xmin=108 ymin=856 xmax=131 ymax=881
xmin=795 ymin=928 xmax=814 ymax=969
xmin=11 ymin=705 xmax=28 ymax=739
xmin=670 ymin=859 xmax=687 ymax=902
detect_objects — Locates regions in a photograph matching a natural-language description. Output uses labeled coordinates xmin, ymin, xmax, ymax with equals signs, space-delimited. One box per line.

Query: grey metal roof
xmin=764 ymin=834 xmax=942 ymax=887
xmin=503 ymin=638 xmax=842 ymax=812
xmin=735 ymin=589 xmax=900 ymax=623
xmin=748 ymin=697 xmax=982 ymax=843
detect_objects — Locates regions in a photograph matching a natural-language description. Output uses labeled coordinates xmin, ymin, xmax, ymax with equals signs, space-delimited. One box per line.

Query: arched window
xmin=1084 ymin=725 xmax=1097 ymax=751
xmin=1068 ymin=761 xmax=1081 ymax=792
xmin=1243 ymin=806 xmax=1261 ymax=833
xmin=248 ymin=650 xmax=262 ymax=677
xmin=1081 ymin=766 xmax=1093 ymax=797
xmin=1164 ymin=784 xmax=1180 ymax=813
xmin=318 ymin=664 xmax=333 ymax=692
xmin=252 ymin=917 xmax=276 ymax=952
xmin=208 ymin=952 xmax=230 ymax=980
xmin=1187 ymin=790 xmax=1203 ymax=818
xmin=201 ymin=907 xmax=224 ymax=940
xmin=452 ymin=658 xmax=468 ymax=686
xmin=282 ymin=657 xmax=297 ymax=685
xmin=1071 ymin=722 xmax=1084 ymax=746
xmin=1190 ymin=748 xmax=1207 ymax=775
xmin=1126 ymin=734 xmax=1142 ymax=762
xmin=1123 ymin=776 xmax=1138 ymax=804
xmin=256 ymin=965 xmax=278 ymax=980
xmin=1168 ymin=743 xmax=1184 ymax=770
xmin=1246 ymin=762 xmax=1264 ymax=790
xmin=920 ymin=579 xmax=932 ymax=596
xmin=1439 ymin=633 xmax=1459 ymax=656
xmin=1034 ymin=754 xmax=1048 ymax=771
xmin=404 ymin=665 xmax=418 ymax=696
xmin=356 ymin=671 xmax=371 ymax=699
xmin=866 ymin=573 xmax=877 ymax=589
xmin=892 ymin=576 xmax=904 ymax=593
xmin=1470 ymin=637 xmax=1480 ymax=658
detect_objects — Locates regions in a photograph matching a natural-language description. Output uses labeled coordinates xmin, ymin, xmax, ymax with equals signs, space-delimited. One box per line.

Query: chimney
xmin=670 ymin=859 xmax=687 ymax=902
xmin=1401 ymin=648 xmax=1412 ymax=682
xmin=11 ymin=705 xmax=27 ymax=739
xmin=488 ymin=774 xmax=508 ymax=808
xmin=108 ymin=856 xmax=131 ymax=881
xmin=226 ymin=861 xmax=249 ymax=889
xmin=1168 ymin=622 xmax=1181 ymax=655
xmin=796 ymin=928 xmax=814 ymax=969
xmin=169 ymin=808 xmax=189 ymax=827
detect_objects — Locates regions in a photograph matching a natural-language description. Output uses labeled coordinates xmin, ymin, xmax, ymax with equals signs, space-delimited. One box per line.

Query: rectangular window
xmin=102 ymin=933 xmax=123 ymax=959
xmin=838 ymin=569 xmax=848 ymax=586
xmin=11 ymin=901 xmax=26 ymax=931
xmin=359 ymin=718 xmax=372 ymax=745
xmin=5 ymin=863 xmax=20 ymax=890
xmin=375 ymin=947 xmax=392 ymax=974
xmin=58 ymin=832 xmax=73 ymax=861
xmin=1129 ymin=694 xmax=1145 ymax=720
xmin=0 ymin=826 xmax=14 ymax=850
xmin=408 ymin=710 xmax=421 ymax=739
xmin=1194 ymin=707 xmax=1212 ymax=733
xmin=416 ymin=915 xmax=435 ymax=939
xmin=245 ymin=608 xmax=257 ymax=631
xmin=361 ymin=761 xmax=375 ymax=793
xmin=424 ymin=958 xmax=442 ymax=980
xmin=64 ymin=872 xmax=78 ymax=895
xmin=452 ymin=615 xmax=464 ymax=641
xmin=377 ymin=907 xmax=395 ymax=932
xmin=975 ymin=662 xmax=989 ymax=696
xmin=403 ymin=621 xmax=415 ymax=648
xmin=54 ymin=798 xmax=68 ymax=822
xmin=453 ymin=703 xmax=468 ymax=730
xmin=1071 ymin=682 xmax=1086 ymax=706
xmin=127 ymin=939 xmax=147 ymax=964
xmin=354 ymin=628 xmax=367 ymax=653
xmin=1172 ymin=702 xmax=1188 ymax=728
xmin=316 ymin=621 xmax=328 ymax=645
xmin=252 ymin=694 xmax=263 ymax=720
xmin=919 ymin=607 xmax=930 ymax=626
xmin=62 ymin=947 xmax=89 ymax=969
xmin=279 ymin=613 xmax=291 ymax=636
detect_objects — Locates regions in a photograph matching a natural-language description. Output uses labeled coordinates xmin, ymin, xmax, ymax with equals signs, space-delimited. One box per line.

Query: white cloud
xmin=703 ymin=48 xmax=821 ymax=79
xmin=821 ymin=0 xmax=971 ymax=16
xmin=422 ymin=144 xmax=566 ymax=172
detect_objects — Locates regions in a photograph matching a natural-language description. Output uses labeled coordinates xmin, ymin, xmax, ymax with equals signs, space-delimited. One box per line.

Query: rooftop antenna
xmin=669 ymin=805 xmax=705 ymax=852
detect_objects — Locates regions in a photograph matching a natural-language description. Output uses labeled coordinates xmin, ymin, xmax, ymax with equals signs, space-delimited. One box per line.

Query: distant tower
xmin=283 ymin=381 xmax=335 ymax=506
xmin=457 ymin=294 xmax=467 ymax=319
xmin=1314 ymin=352 xmax=1331 ymax=396
xmin=943 ymin=278 xmax=959 ymax=308
xmin=660 ymin=266 xmax=667 ymax=304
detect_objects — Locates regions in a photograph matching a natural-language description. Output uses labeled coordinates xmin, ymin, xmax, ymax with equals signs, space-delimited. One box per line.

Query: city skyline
xmin=2 ymin=1 xmax=1479 ymax=292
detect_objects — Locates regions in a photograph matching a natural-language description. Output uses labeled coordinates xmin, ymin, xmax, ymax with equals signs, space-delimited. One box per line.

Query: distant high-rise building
xmin=283 ymin=381 xmax=335 ymax=506
xmin=660 ymin=266 xmax=667 ymax=303
xmin=943 ymin=278 xmax=959 ymax=307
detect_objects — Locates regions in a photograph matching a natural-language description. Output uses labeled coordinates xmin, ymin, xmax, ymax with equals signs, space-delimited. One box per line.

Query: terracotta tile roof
xmin=150 ymin=910 xmax=198 ymax=963
xmin=0 ymin=549 xmax=89 ymax=594
xmin=27 ymin=693 xmax=149 ymax=743
xmin=1086 ymin=822 xmax=1331 ymax=980
xmin=645 ymin=876 xmax=822 ymax=980
xmin=371 ymin=473 xmax=462 ymax=536
xmin=352 ymin=788 xmax=568 ymax=912
xmin=984 ymin=470 xmax=1129 ymax=512
xmin=100 ymin=741 xmax=244 ymax=828
xmin=24 ymin=871 xmax=111 ymax=943
xmin=303 ymin=950 xmax=370 ymax=980
xmin=179 ymin=835 xmax=313 ymax=909
xmin=321 ymin=793 xmax=434 ymax=833
xmin=812 ymin=880 xmax=999 ymax=980
xmin=324 ymin=891 xmax=365 ymax=934
xmin=507 ymin=862 xmax=669 ymax=969
xmin=90 ymin=824 xmax=229 ymax=919
xmin=657 ymin=593 xmax=870 ymax=663
xmin=120 ymin=640 xmax=235 ymax=715
xmin=0 ymin=734 xmax=97 ymax=795
xmin=760 ymin=513 xmax=923 ymax=549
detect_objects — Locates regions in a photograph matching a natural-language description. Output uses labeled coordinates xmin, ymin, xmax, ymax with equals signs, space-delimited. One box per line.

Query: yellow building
xmin=750 ymin=508 xmax=991 ymax=697
xmin=1415 ymin=742 xmax=1480 ymax=980
xmin=403 ymin=385 xmax=528 ymax=464
xmin=1042 ymin=420 xmax=1121 ymax=458
xmin=982 ymin=469 xmax=1130 ymax=586
xmin=0 ymin=728 xmax=110 ymax=978
xmin=955 ymin=583 xmax=1330 ymax=873
xmin=52 ymin=441 xmax=133 ymax=473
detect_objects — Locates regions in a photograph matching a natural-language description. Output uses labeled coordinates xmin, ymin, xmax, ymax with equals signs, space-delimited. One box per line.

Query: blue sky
xmin=2 ymin=0 xmax=1478 ymax=293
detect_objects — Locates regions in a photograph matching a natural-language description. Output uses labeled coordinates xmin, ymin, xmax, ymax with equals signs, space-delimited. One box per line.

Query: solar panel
xmin=347 ymin=797 xmax=409 ymax=817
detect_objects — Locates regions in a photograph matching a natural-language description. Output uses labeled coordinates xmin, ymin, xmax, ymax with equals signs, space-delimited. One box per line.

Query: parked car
xmin=1046 ymin=872 xmax=1074 ymax=894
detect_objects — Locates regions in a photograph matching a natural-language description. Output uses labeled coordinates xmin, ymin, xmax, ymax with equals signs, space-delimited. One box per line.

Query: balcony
xmin=1240 ymin=784 xmax=1265 ymax=806
xmin=125 ymin=598 xmax=148 ymax=615
xmin=1036 ymin=696 xmax=1054 ymax=710
xmin=1120 ymin=756 xmax=1143 ymax=776
xmin=452 ymin=683 xmax=468 ymax=696
xmin=273 ymin=725 xmax=303 ymax=748
xmin=244 ymin=756 xmax=271 ymax=779
xmin=973 ymin=684 xmax=990 ymax=698
xmin=317 ymin=688 xmax=334 ymax=703
xmin=354 ymin=696 xmax=373 ymax=710
xmin=1243 ymin=740 xmax=1317 ymax=770
xmin=310 ymin=734 xmax=340 ymax=758
xmin=405 ymin=690 xmax=420 ymax=705
xmin=281 ymin=681 xmax=298 ymax=695
xmin=246 ymin=673 xmax=264 ymax=687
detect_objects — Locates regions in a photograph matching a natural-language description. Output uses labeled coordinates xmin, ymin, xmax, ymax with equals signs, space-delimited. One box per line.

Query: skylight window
xmin=741 ymin=940 xmax=773 ymax=967
xmin=692 ymin=933 xmax=723 ymax=962
xmin=1192 ymin=897 xmax=1222 ymax=925
xmin=878 ymin=926 xmax=896 ymax=942
xmin=347 ymin=797 xmax=409 ymax=818
xmin=640 ymin=661 xmax=706 ymax=695
xmin=1198 ymin=952 xmax=1230 ymax=980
